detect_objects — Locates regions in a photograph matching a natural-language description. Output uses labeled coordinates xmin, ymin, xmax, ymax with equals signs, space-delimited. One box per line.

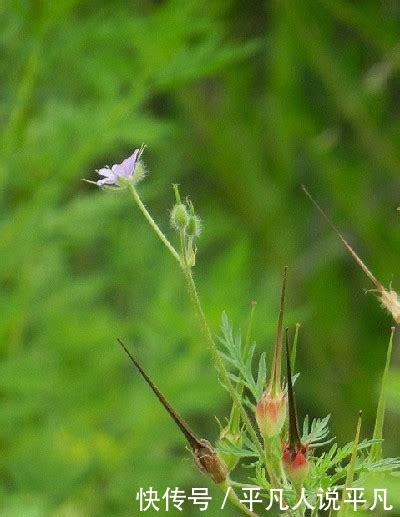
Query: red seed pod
xmin=282 ymin=443 xmax=310 ymax=486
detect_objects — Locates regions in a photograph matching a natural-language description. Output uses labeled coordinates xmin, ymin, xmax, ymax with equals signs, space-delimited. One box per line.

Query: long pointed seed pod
xmin=285 ymin=329 xmax=301 ymax=450
xmin=117 ymin=339 xmax=227 ymax=484
xmin=270 ymin=266 xmax=288 ymax=395
xmin=282 ymin=329 xmax=310 ymax=487
xmin=302 ymin=185 xmax=400 ymax=324
xmin=256 ymin=268 xmax=288 ymax=439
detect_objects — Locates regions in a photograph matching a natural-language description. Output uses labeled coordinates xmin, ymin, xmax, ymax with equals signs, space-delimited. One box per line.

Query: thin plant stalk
xmin=128 ymin=183 xmax=263 ymax=455
xmin=128 ymin=184 xmax=182 ymax=264
xmin=178 ymin=233 xmax=263 ymax=455
xmin=264 ymin=436 xmax=283 ymax=488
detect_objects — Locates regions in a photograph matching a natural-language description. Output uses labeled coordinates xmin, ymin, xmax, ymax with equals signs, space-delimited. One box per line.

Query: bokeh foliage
xmin=1 ymin=1 xmax=399 ymax=515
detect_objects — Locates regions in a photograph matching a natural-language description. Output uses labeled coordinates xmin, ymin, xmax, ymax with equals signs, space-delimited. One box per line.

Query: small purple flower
xmin=96 ymin=149 xmax=140 ymax=187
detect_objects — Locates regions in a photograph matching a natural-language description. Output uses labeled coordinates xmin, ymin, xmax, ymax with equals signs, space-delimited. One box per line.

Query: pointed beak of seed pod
xmin=117 ymin=340 xmax=227 ymax=484
xmin=256 ymin=268 xmax=288 ymax=439
xmin=281 ymin=329 xmax=310 ymax=487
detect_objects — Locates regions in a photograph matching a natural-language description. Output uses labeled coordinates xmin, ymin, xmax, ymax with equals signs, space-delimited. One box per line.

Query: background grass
xmin=1 ymin=1 xmax=399 ymax=515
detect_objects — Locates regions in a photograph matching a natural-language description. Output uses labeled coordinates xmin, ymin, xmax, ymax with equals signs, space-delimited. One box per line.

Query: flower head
xmin=96 ymin=147 xmax=144 ymax=187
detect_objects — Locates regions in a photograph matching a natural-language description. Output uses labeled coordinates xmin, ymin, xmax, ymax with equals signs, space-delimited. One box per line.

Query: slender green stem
xmin=128 ymin=184 xmax=263 ymax=456
xmin=182 ymin=265 xmax=263 ymax=455
xmin=264 ymin=436 xmax=283 ymax=488
xmin=128 ymin=184 xmax=182 ymax=265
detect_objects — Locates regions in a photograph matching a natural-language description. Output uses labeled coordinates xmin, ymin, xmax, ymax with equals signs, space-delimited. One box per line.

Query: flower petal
xmin=114 ymin=149 xmax=139 ymax=179
xmin=96 ymin=176 xmax=117 ymax=186
xmin=96 ymin=167 xmax=115 ymax=179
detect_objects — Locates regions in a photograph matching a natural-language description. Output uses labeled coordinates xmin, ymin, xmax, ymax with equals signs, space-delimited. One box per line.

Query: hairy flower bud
xmin=256 ymin=390 xmax=287 ymax=439
xmin=170 ymin=203 xmax=189 ymax=231
xmin=282 ymin=443 xmax=310 ymax=487
xmin=186 ymin=214 xmax=202 ymax=237
xmin=185 ymin=241 xmax=197 ymax=267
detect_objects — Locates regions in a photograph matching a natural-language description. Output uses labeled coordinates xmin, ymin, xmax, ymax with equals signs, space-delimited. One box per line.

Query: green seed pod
xmin=170 ymin=203 xmax=189 ymax=231
xmin=186 ymin=214 xmax=202 ymax=237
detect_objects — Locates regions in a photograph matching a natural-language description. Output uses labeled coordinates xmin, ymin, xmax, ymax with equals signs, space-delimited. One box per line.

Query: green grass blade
xmin=369 ymin=327 xmax=396 ymax=462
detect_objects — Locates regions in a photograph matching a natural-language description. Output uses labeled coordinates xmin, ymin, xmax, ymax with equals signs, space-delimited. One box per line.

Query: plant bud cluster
xmin=170 ymin=201 xmax=202 ymax=237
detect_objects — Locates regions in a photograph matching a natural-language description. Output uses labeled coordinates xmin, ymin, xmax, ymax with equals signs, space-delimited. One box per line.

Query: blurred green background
xmin=1 ymin=1 xmax=400 ymax=515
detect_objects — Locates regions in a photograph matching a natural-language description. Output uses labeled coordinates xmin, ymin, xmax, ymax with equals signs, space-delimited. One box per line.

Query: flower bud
xmin=282 ymin=443 xmax=310 ymax=487
xmin=256 ymin=390 xmax=287 ymax=439
xmin=170 ymin=203 xmax=189 ymax=231
xmin=186 ymin=214 xmax=202 ymax=238
xmin=185 ymin=241 xmax=197 ymax=267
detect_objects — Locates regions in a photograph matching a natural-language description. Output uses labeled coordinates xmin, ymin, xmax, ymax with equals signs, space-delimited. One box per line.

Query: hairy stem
xmin=128 ymin=184 xmax=182 ymax=264
xmin=129 ymin=185 xmax=263 ymax=456
xmin=264 ymin=435 xmax=283 ymax=488
xmin=181 ymin=250 xmax=263 ymax=455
